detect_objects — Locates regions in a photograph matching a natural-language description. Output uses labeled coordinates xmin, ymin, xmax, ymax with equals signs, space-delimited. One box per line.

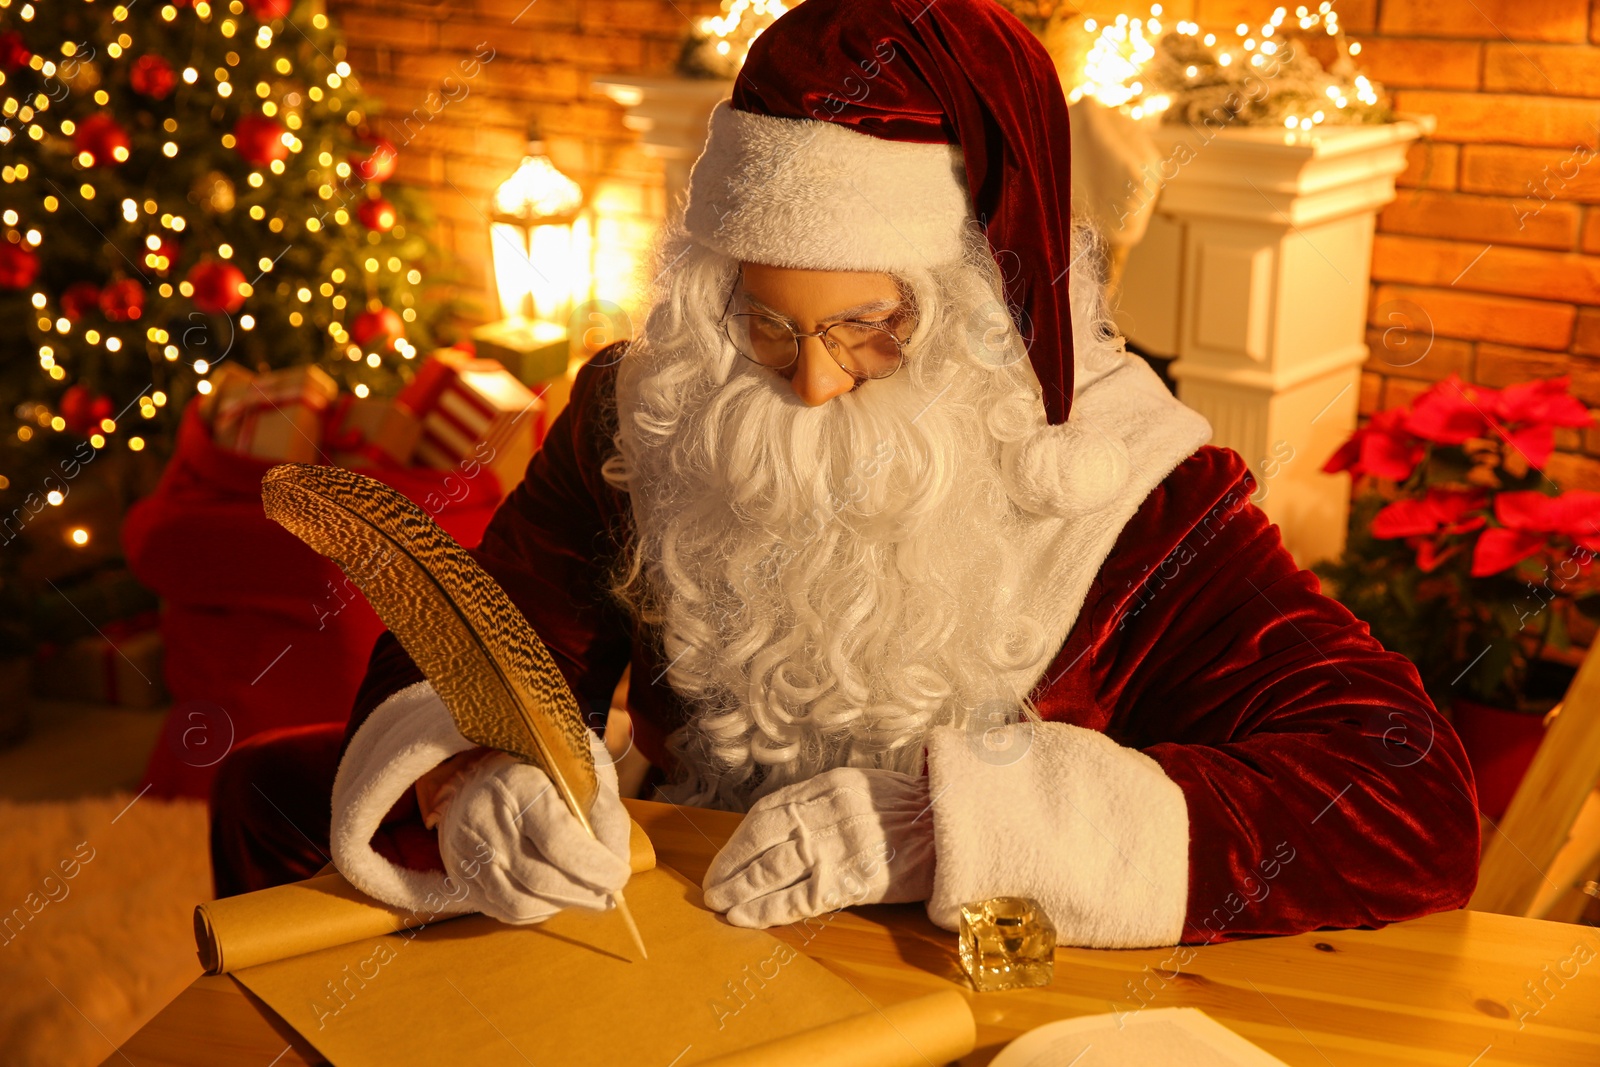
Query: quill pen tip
xmin=613 ymin=889 xmax=647 ymax=961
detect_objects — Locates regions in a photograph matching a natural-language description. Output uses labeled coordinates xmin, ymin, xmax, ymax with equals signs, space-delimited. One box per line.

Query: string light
xmin=1070 ymin=4 xmax=1382 ymax=129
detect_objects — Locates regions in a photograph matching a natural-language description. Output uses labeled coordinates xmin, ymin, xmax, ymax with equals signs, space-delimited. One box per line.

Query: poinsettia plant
xmin=1313 ymin=374 xmax=1600 ymax=714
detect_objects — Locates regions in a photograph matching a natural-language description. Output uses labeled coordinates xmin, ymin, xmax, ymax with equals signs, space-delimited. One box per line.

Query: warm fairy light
xmin=1069 ymin=4 xmax=1379 ymax=125
xmin=46 ymin=490 xmax=63 ymax=505
xmin=196 ymin=379 xmax=213 ymax=395
xmin=69 ymin=527 xmax=89 ymax=545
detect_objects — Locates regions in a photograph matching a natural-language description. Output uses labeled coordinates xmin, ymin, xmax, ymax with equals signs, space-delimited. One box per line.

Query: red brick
xmin=1371 ymin=235 xmax=1600 ymax=304
xmin=1360 ymin=369 xmax=1383 ymax=415
xmin=1379 ymin=0 xmax=1590 ymax=42
xmin=1394 ymin=91 xmax=1600 ymax=147
xmin=1396 ymin=141 xmax=1459 ymax=191
xmin=1378 ymin=190 xmax=1579 ymax=250
xmin=1583 ymin=209 xmax=1600 ymax=253
xmin=1354 ymin=39 xmax=1481 ymax=90
xmin=1368 ymin=284 xmax=1574 ymax=349
xmin=1575 ymin=308 xmax=1600 ymax=355
xmin=1460 ymin=145 xmax=1600 ymax=202
xmin=1364 ymin=327 xmax=1474 ymax=381
xmin=335 ymin=11 xmax=440 ymax=50
xmin=1484 ymin=43 xmax=1600 ymax=96
xmin=1477 ymin=344 xmax=1600 ymax=403
xmin=1382 ymin=376 xmax=1432 ymax=409
xmin=1545 ymin=450 xmax=1600 ymax=491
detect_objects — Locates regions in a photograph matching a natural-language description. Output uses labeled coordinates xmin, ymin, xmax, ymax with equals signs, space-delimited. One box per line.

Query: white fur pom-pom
xmin=1002 ymin=415 xmax=1132 ymax=517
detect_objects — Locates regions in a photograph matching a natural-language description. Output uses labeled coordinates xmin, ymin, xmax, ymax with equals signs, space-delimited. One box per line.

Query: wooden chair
xmin=1470 ymin=641 xmax=1600 ymax=921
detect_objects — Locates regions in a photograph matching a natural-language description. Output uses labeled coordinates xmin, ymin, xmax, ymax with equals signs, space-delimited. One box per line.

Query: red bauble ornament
xmin=247 ymin=0 xmax=293 ymax=18
xmin=61 ymin=281 xmax=101 ymax=320
xmin=0 ymin=30 xmax=29 ymax=71
xmin=188 ymin=259 xmax=249 ymax=315
xmin=350 ymin=307 xmax=404 ymax=350
xmin=0 ymin=242 xmax=38 ymax=289
xmin=60 ymin=386 xmax=94 ymax=435
xmin=74 ymin=113 xmax=132 ymax=167
xmin=129 ymin=54 xmax=178 ymax=100
xmin=348 ymin=137 xmax=397 ymax=183
xmin=233 ymin=114 xmax=289 ymax=167
xmin=99 ymin=278 xmax=145 ymax=322
xmin=88 ymin=394 xmax=115 ymax=426
xmin=357 ymin=197 xmax=397 ymax=233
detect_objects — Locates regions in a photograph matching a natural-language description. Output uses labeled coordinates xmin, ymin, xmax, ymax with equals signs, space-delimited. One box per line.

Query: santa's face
xmin=729 ymin=263 xmax=912 ymax=407
xmin=610 ymin=235 xmax=1057 ymax=811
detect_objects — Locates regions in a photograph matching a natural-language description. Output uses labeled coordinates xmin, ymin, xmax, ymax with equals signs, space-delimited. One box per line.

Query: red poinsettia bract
xmin=1471 ymin=490 xmax=1600 ymax=577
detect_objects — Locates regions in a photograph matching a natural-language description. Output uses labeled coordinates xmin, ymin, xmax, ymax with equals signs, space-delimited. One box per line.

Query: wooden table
xmin=117 ymin=798 xmax=1600 ymax=1066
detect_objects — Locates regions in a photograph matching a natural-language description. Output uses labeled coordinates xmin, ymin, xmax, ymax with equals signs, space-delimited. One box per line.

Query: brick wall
xmin=1195 ymin=0 xmax=1600 ymax=490
xmin=324 ymin=0 xmax=723 ymax=335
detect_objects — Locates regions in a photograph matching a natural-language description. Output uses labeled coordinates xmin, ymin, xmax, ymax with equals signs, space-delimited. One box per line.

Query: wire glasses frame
xmin=716 ymin=276 xmax=915 ymax=381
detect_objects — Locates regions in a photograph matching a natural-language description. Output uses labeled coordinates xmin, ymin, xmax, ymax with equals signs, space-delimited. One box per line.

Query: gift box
xmin=33 ymin=612 xmax=166 ymax=709
xmin=213 ymin=365 xmax=339 ymax=463
xmin=396 ymin=350 xmax=544 ymax=495
xmin=323 ymin=394 xmax=422 ymax=469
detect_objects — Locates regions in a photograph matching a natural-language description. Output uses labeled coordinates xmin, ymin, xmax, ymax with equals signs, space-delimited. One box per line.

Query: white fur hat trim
xmin=684 ymin=99 xmax=972 ymax=273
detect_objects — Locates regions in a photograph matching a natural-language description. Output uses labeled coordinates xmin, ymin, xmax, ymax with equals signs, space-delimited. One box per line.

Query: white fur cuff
xmin=330 ymin=680 xmax=478 ymax=914
xmin=924 ymin=721 xmax=1190 ymax=947
xmin=684 ymin=100 xmax=971 ymax=273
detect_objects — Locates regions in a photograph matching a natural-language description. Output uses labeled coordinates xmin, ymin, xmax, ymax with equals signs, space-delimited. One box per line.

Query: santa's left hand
xmin=701 ymin=766 xmax=937 ymax=927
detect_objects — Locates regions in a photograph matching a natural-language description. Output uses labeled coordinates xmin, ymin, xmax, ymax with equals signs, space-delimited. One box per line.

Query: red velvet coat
xmin=342 ymin=343 xmax=1481 ymax=944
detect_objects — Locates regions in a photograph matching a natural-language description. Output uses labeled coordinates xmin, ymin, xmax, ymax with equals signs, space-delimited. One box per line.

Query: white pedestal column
xmin=1117 ymin=119 xmax=1428 ymax=567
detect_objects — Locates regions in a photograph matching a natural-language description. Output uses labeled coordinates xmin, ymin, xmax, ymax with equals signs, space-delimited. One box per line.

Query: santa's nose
xmin=788 ymin=334 xmax=856 ymax=406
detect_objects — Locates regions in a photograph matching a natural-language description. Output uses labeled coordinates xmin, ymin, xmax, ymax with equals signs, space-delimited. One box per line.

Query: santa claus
xmin=212 ymin=0 xmax=1480 ymax=948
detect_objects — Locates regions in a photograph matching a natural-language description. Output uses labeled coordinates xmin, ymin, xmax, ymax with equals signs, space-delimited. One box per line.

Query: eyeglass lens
xmin=725 ymin=313 xmax=907 ymax=379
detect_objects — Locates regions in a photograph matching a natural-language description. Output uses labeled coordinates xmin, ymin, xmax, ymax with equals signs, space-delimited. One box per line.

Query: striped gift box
xmin=397 ymin=349 xmax=544 ymax=495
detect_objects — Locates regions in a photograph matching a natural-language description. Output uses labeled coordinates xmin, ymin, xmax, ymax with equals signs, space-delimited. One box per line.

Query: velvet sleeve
xmin=1085 ymin=446 xmax=1481 ymax=943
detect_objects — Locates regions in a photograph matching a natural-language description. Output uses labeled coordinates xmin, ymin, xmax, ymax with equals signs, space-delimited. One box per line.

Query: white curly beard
xmin=605 ymin=225 xmax=1085 ymax=812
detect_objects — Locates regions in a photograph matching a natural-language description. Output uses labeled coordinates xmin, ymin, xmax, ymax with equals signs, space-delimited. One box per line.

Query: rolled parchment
xmin=195 ymin=817 xmax=656 ymax=975
xmin=691 ymin=989 xmax=976 ymax=1067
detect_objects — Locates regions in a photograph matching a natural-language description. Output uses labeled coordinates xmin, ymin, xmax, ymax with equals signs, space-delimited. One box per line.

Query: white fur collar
xmin=1003 ymin=349 xmax=1212 ymax=693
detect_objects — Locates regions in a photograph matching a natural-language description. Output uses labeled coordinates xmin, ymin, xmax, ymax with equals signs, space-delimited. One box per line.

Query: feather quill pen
xmin=261 ymin=462 xmax=646 ymax=960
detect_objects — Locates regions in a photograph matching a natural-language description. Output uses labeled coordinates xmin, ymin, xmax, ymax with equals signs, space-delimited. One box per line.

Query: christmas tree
xmin=0 ymin=0 xmax=458 ymax=550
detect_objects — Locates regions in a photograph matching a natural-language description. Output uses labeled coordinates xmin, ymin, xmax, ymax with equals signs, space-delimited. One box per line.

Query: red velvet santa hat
xmin=683 ymin=0 xmax=1078 ymax=424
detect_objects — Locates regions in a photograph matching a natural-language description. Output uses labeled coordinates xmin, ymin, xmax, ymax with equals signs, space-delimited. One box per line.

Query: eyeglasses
xmin=717 ymin=277 xmax=915 ymax=381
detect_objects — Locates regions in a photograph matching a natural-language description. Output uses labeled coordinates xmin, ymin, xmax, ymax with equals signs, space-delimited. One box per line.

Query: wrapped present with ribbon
xmin=322 ymin=394 xmax=422 ymax=469
xmin=395 ymin=349 xmax=545 ymax=496
xmin=33 ymin=610 xmax=166 ymax=709
xmin=213 ymin=365 xmax=339 ymax=463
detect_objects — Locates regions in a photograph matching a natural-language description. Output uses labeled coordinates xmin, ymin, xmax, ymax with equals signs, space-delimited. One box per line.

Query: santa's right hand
xmin=436 ymin=732 xmax=633 ymax=925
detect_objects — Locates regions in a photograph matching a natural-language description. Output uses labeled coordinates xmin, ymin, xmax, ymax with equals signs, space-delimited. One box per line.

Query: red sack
xmin=123 ymin=397 xmax=503 ymax=799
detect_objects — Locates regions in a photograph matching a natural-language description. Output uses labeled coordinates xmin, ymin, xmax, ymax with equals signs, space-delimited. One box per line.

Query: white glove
xmin=701 ymin=767 xmax=937 ymax=928
xmin=436 ymin=731 xmax=632 ymax=925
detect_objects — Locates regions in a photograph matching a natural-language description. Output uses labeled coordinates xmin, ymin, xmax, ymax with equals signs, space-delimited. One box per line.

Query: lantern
xmin=474 ymin=121 xmax=584 ymax=386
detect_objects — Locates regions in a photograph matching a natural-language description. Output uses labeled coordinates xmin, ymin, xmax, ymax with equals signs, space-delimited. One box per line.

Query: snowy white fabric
xmin=685 ymin=100 xmax=971 ymax=274
xmin=331 ymin=680 xmax=480 ymax=914
xmin=331 ymin=680 xmax=630 ymax=921
xmin=923 ymin=721 xmax=1190 ymax=947
xmin=436 ymin=732 xmax=632 ymax=926
xmin=701 ymin=766 xmax=936 ymax=928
